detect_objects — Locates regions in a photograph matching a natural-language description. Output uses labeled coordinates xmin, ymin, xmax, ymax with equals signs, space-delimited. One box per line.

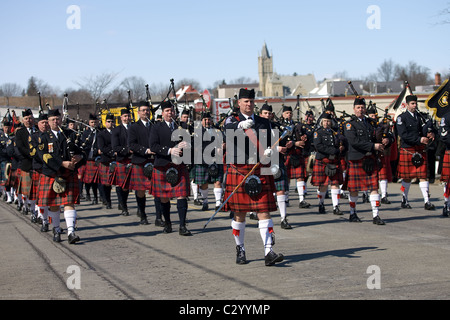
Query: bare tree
xmin=377 ymin=59 xmax=396 ymax=82
xmin=229 ymin=76 xmax=257 ymax=84
xmin=0 ymin=83 xmax=23 ymax=97
xmin=175 ymin=78 xmax=201 ymax=91
xmin=75 ymin=71 xmax=119 ymax=102
xmin=64 ymin=88 xmax=94 ymax=104
xmin=120 ymin=76 xmax=147 ymax=101
xmin=395 ymin=61 xmax=432 ymax=90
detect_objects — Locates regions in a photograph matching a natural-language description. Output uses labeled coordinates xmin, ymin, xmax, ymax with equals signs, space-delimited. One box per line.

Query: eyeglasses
xmin=106 ymin=120 xmax=114 ymax=123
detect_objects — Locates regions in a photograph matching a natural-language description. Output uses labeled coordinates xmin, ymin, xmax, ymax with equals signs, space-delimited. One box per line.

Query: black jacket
xmin=97 ymin=129 xmax=115 ymax=164
xmin=396 ymin=111 xmax=436 ymax=148
xmin=15 ymin=126 xmax=35 ymax=171
xmin=128 ymin=119 xmax=153 ymax=165
xmin=149 ymin=120 xmax=184 ymax=167
xmin=111 ymin=124 xmax=131 ymax=162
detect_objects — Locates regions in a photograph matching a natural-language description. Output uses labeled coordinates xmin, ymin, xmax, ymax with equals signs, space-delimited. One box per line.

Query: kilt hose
xmin=344 ymin=157 xmax=379 ymax=192
xmin=311 ymin=158 xmax=344 ymax=186
xmin=82 ymin=160 xmax=99 ymax=184
xmin=0 ymin=161 xmax=6 ymax=186
xmin=6 ymin=169 xmax=18 ymax=189
xmin=36 ymin=173 xmax=79 ymax=207
xmin=98 ymin=163 xmax=112 ymax=186
xmin=17 ymin=170 xmax=32 ymax=197
xmin=397 ymin=146 xmax=428 ymax=180
xmin=150 ymin=164 xmax=190 ymax=198
xmin=285 ymin=153 xmax=306 ymax=180
xmin=223 ymin=164 xmax=277 ymax=213
xmin=28 ymin=170 xmax=42 ymax=201
xmin=190 ymin=164 xmax=224 ymax=185
xmin=125 ymin=163 xmax=153 ymax=192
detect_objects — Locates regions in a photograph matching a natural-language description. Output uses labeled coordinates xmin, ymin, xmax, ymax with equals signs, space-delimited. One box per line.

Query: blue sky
xmin=0 ymin=0 xmax=449 ymax=92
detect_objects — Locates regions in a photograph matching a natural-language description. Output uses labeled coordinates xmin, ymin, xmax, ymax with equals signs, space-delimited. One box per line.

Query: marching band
xmin=0 ymin=85 xmax=448 ymax=266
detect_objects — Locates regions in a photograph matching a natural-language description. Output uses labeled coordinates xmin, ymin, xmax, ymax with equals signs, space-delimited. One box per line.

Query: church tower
xmin=258 ymin=42 xmax=273 ymax=97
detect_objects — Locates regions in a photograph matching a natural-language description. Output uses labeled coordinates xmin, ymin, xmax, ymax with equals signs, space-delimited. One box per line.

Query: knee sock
xmin=213 ymin=187 xmax=223 ymax=206
xmin=231 ymin=220 xmax=245 ymax=247
xmin=177 ymin=198 xmax=188 ymax=226
xmin=297 ymin=181 xmax=305 ymax=202
xmin=419 ymin=181 xmax=430 ymax=203
xmin=369 ymin=194 xmax=380 ymax=218
xmin=401 ymin=181 xmax=411 ymax=201
xmin=317 ymin=190 xmax=326 ymax=204
xmin=48 ymin=209 xmax=60 ymax=231
xmin=199 ymin=188 xmax=208 ymax=204
xmin=258 ymin=219 xmax=274 ymax=255
xmin=64 ymin=209 xmax=77 ymax=234
xmin=161 ymin=201 xmax=171 ymax=224
xmin=277 ymin=195 xmax=286 ymax=220
xmin=349 ymin=195 xmax=358 ymax=214
xmin=379 ymin=179 xmax=388 ymax=198
xmin=331 ymin=189 xmax=340 ymax=208
xmin=191 ymin=182 xmax=198 ymax=200
xmin=154 ymin=197 xmax=162 ymax=220
xmin=136 ymin=196 xmax=146 ymax=217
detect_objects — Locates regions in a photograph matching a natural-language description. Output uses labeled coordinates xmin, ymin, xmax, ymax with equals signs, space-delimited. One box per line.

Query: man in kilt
xmin=149 ymin=101 xmax=191 ymax=236
xmin=0 ymin=121 xmax=13 ymax=202
xmin=97 ymin=113 xmax=115 ymax=209
xmin=29 ymin=113 xmax=50 ymax=229
xmin=344 ymin=97 xmax=393 ymax=225
xmin=36 ymin=109 xmax=85 ymax=243
xmin=80 ymin=114 xmax=100 ymax=204
xmin=260 ymin=103 xmax=292 ymax=229
xmin=223 ymin=88 xmax=283 ymax=266
xmin=284 ymin=106 xmax=311 ymax=209
xmin=15 ymin=109 xmax=37 ymax=215
xmin=439 ymin=111 xmax=450 ymax=216
xmin=190 ymin=112 xmax=224 ymax=211
xmin=127 ymin=102 xmax=161 ymax=225
xmin=312 ymin=113 xmax=347 ymax=215
xmin=111 ymin=108 xmax=132 ymax=216
xmin=396 ymin=95 xmax=436 ymax=210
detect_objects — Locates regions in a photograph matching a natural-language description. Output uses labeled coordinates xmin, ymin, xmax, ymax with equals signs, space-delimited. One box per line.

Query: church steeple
xmin=258 ymin=42 xmax=273 ymax=97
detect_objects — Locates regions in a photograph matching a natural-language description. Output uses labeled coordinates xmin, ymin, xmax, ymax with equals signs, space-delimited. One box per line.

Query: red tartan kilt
xmin=98 ymin=163 xmax=112 ymax=185
xmin=77 ymin=166 xmax=85 ymax=179
xmin=82 ymin=161 xmax=99 ymax=184
xmin=378 ymin=154 xmax=392 ymax=181
xmin=36 ymin=174 xmax=79 ymax=207
xmin=28 ymin=171 xmax=41 ymax=200
xmin=223 ymin=165 xmax=276 ymax=213
xmin=311 ymin=159 xmax=343 ymax=186
xmin=110 ymin=161 xmax=130 ymax=188
xmin=13 ymin=169 xmax=20 ymax=189
xmin=285 ymin=154 xmax=306 ymax=180
xmin=17 ymin=170 xmax=32 ymax=197
xmin=345 ymin=158 xmax=379 ymax=192
xmin=150 ymin=164 xmax=190 ymax=198
xmin=127 ymin=163 xmax=153 ymax=191
xmin=6 ymin=169 xmax=17 ymax=188
xmin=397 ymin=146 xmax=427 ymax=180
xmin=440 ymin=150 xmax=450 ymax=182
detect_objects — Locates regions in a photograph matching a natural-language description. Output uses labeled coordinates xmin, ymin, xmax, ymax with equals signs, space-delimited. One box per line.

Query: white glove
xmin=264 ymin=148 xmax=273 ymax=158
xmin=238 ymin=119 xmax=254 ymax=130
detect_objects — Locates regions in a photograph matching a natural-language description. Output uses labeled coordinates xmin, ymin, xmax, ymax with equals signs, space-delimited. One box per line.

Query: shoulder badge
xmin=397 ymin=116 xmax=402 ymax=125
xmin=346 ymin=123 xmax=352 ymax=130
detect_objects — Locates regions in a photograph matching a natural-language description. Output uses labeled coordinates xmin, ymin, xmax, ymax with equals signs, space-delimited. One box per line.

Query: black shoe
xmin=280 ymin=219 xmax=292 ymax=229
xmin=121 ymin=209 xmax=129 ymax=216
xmin=91 ymin=198 xmax=98 ymax=205
xmin=85 ymin=195 xmax=91 ymax=202
xmin=179 ymin=225 xmax=192 ymax=236
xmin=201 ymin=202 xmax=209 ymax=211
xmin=373 ymin=215 xmax=386 ymax=225
xmin=155 ymin=218 xmax=166 ymax=227
xmin=299 ymin=200 xmax=311 ymax=208
xmin=53 ymin=232 xmax=61 ymax=243
xmin=362 ymin=193 xmax=369 ymax=203
xmin=401 ymin=196 xmax=412 ymax=209
xmin=265 ymin=250 xmax=284 ymax=266
xmin=163 ymin=223 xmax=172 ymax=233
xmin=193 ymin=199 xmax=203 ymax=206
xmin=381 ymin=197 xmax=391 ymax=204
xmin=349 ymin=213 xmax=362 ymax=222
xmin=318 ymin=203 xmax=326 ymax=214
xmin=443 ymin=204 xmax=449 ymax=217
xmin=68 ymin=232 xmax=80 ymax=244
xmin=424 ymin=202 xmax=435 ymax=210
xmin=140 ymin=217 xmax=149 ymax=225
xmin=236 ymin=245 xmax=247 ymax=265
xmin=40 ymin=223 xmax=49 ymax=232
xmin=333 ymin=206 xmax=343 ymax=215
xmin=30 ymin=214 xmax=38 ymax=223
xmin=106 ymin=202 xmax=112 ymax=209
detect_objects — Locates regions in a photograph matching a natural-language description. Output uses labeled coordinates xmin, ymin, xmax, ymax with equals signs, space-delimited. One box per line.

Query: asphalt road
xmin=1 ymin=180 xmax=450 ymax=304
